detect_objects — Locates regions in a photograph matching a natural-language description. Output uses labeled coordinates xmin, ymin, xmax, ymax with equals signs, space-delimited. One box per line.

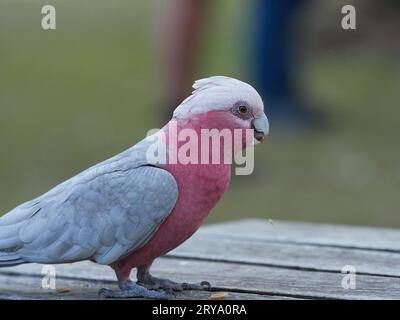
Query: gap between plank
xmin=164 ymin=254 xmax=400 ymax=279
xmin=199 ymin=232 xmax=400 ymax=254
xmin=0 ymin=270 xmax=307 ymax=300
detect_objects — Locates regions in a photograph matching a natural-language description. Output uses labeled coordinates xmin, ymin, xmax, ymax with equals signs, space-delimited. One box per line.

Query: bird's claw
xmin=182 ymin=280 xmax=211 ymax=290
xmin=137 ymin=274 xmax=212 ymax=292
xmin=98 ymin=282 xmax=171 ymax=299
xmin=98 ymin=288 xmax=118 ymax=299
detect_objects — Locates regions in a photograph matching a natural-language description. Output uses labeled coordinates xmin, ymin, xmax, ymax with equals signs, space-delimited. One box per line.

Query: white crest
xmin=173 ymin=76 xmax=264 ymax=119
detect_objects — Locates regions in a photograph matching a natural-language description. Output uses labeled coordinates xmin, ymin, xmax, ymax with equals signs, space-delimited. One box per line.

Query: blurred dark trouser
xmin=252 ymin=0 xmax=317 ymax=128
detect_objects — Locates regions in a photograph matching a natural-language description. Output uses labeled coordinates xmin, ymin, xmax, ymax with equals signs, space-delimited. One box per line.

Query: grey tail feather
xmin=0 ymin=252 xmax=26 ymax=267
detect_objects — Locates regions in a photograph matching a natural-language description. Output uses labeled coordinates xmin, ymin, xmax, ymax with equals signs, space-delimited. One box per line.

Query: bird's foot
xmin=99 ymin=281 xmax=170 ymax=299
xmin=137 ymin=273 xmax=211 ymax=292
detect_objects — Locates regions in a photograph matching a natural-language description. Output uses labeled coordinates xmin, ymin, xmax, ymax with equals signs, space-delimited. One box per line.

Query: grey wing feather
xmin=0 ymin=136 xmax=178 ymax=265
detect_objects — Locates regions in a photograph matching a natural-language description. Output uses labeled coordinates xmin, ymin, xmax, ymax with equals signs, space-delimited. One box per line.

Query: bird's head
xmin=173 ymin=76 xmax=269 ymax=144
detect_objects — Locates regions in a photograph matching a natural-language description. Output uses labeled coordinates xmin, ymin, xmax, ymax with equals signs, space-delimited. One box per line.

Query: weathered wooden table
xmin=1 ymin=219 xmax=400 ymax=300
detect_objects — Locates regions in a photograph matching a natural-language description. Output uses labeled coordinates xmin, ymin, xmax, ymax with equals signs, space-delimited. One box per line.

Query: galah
xmin=0 ymin=76 xmax=269 ymax=298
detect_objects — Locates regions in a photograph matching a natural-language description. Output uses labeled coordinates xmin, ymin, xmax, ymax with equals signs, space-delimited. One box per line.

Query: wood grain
xmin=201 ymin=219 xmax=400 ymax=251
xmin=1 ymin=219 xmax=400 ymax=300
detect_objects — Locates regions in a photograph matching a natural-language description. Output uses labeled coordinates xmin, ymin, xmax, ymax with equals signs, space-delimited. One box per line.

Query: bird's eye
xmin=239 ymin=106 xmax=248 ymax=114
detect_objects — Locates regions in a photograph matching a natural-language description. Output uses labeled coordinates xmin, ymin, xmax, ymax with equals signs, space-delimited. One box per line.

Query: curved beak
xmin=252 ymin=113 xmax=269 ymax=143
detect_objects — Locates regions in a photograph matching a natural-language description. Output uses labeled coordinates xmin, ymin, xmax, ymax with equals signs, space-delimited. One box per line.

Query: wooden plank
xmin=0 ymin=262 xmax=296 ymax=300
xmin=0 ymin=273 xmax=284 ymax=300
xmin=1 ymin=258 xmax=399 ymax=299
xmin=169 ymin=232 xmax=400 ymax=277
xmin=201 ymin=219 xmax=400 ymax=251
xmin=2 ymin=219 xmax=400 ymax=299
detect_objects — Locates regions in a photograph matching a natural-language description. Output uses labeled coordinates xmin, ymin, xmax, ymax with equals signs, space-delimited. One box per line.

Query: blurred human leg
xmin=251 ymin=0 xmax=322 ymax=130
xmin=159 ymin=0 xmax=209 ymax=120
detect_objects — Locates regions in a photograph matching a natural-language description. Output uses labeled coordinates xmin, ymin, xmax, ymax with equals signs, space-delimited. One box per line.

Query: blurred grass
xmin=1 ymin=1 xmax=399 ymax=227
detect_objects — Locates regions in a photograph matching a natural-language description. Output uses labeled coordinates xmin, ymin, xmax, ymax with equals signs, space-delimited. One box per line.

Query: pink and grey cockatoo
xmin=0 ymin=76 xmax=269 ymax=298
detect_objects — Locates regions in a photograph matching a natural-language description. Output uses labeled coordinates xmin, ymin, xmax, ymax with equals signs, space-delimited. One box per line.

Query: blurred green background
xmin=0 ymin=0 xmax=399 ymax=227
